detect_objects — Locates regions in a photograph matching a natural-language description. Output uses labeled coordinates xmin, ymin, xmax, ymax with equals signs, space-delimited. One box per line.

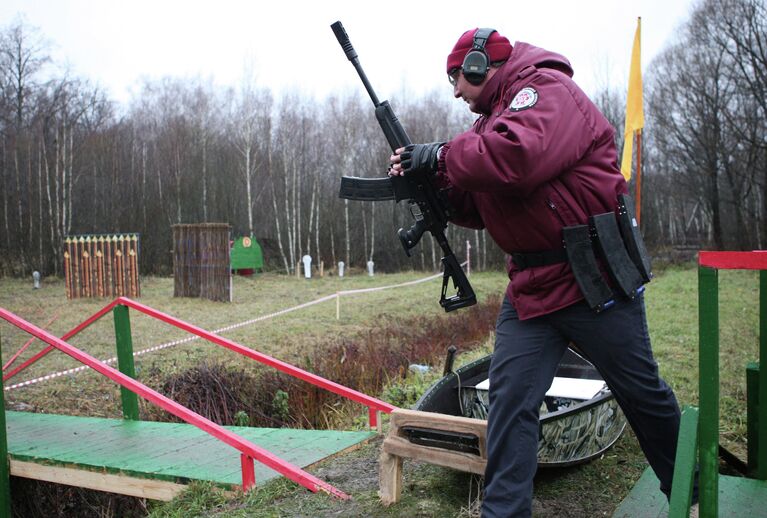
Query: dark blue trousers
xmin=481 ymin=294 xmax=683 ymax=518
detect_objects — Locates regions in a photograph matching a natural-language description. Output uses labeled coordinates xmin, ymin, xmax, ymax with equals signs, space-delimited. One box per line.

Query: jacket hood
xmin=475 ymin=42 xmax=573 ymax=116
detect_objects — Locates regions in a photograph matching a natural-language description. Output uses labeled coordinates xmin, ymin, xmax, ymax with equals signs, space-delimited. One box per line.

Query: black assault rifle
xmin=330 ymin=21 xmax=476 ymax=312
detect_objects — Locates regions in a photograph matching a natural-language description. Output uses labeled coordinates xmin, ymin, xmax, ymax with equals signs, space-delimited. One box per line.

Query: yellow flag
xmin=621 ymin=17 xmax=644 ymax=181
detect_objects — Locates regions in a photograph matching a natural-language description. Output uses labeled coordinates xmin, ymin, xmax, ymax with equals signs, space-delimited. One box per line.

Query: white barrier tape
xmin=214 ymin=293 xmax=339 ymax=332
xmin=4 ymin=334 xmax=200 ymax=391
xmin=337 ymin=271 xmax=443 ymax=296
xmin=4 ymin=294 xmax=339 ymax=392
xmin=5 ymin=266 xmax=465 ymax=391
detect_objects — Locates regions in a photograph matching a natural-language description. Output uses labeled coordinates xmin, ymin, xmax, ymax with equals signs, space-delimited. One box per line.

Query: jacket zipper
xmin=547 ymin=199 xmax=566 ymax=226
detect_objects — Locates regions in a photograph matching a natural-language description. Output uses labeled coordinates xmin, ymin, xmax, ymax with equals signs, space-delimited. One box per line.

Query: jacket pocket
xmin=547 ymin=183 xmax=583 ymax=227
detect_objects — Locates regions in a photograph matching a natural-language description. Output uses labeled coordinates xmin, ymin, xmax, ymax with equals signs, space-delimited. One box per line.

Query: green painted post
xmin=747 ymin=363 xmax=759 ymax=475
xmin=0 ymin=336 xmax=12 ymax=518
xmin=759 ymin=270 xmax=767 ymax=480
xmin=698 ymin=266 xmax=719 ymax=518
xmin=668 ymin=406 xmax=699 ymax=518
xmin=113 ymin=305 xmax=140 ymax=420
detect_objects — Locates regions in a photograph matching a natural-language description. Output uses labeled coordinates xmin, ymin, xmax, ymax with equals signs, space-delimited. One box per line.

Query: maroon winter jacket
xmin=436 ymin=42 xmax=628 ymax=320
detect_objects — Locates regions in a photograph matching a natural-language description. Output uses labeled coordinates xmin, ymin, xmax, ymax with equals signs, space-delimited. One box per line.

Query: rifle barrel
xmin=331 ymin=21 xmax=381 ymax=107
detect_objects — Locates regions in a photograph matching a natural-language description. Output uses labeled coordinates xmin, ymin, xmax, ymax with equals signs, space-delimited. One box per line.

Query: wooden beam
xmin=698 ymin=251 xmax=767 ymax=270
xmin=698 ymin=266 xmax=720 ymax=516
xmin=382 ymin=435 xmax=486 ymax=474
xmin=10 ymin=460 xmax=187 ymax=501
xmin=388 ymin=408 xmax=487 ymax=456
xmin=378 ymin=451 xmax=402 ymax=505
xmin=379 ymin=409 xmax=488 ymax=504
xmin=668 ymin=406 xmax=699 ymax=518
xmin=113 ymin=304 xmax=139 ymax=421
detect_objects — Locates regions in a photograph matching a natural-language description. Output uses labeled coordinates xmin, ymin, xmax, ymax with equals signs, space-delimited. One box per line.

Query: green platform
xmin=6 ymin=411 xmax=375 ymax=489
xmin=613 ymin=467 xmax=767 ymax=517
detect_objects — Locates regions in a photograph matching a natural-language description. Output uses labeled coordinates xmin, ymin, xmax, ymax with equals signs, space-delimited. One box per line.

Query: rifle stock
xmin=331 ymin=21 xmax=476 ymax=312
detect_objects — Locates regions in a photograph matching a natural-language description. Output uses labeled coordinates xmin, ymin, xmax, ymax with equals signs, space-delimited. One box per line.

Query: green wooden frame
xmin=690 ymin=264 xmax=767 ymax=518
xmin=669 ymin=406 xmax=699 ymax=518
xmin=698 ymin=266 xmax=720 ymax=517
xmin=113 ymin=304 xmax=139 ymax=420
xmin=759 ymin=270 xmax=767 ymax=480
xmin=747 ymin=362 xmax=760 ymax=476
xmin=745 ymin=270 xmax=767 ymax=481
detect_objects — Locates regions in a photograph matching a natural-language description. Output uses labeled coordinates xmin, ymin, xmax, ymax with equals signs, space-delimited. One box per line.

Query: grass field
xmin=0 ymin=264 xmax=762 ymax=517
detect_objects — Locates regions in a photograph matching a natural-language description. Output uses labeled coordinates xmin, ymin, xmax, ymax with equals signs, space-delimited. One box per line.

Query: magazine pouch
xmin=563 ymin=225 xmax=615 ymax=312
xmin=617 ymin=194 xmax=653 ymax=283
xmin=589 ymin=212 xmax=645 ymax=299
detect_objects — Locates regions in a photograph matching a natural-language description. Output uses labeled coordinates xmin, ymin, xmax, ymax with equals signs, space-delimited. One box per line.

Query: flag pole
xmin=635 ymin=128 xmax=642 ymax=224
xmin=621 ymin=16 xmax=644 ymax=223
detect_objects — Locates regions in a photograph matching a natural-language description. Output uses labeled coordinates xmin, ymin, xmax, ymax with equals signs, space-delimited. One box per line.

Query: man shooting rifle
xmin=330 ymin=21 xmax=476 ymax=313
xmin=388 ymin=26 xmax=696 ymax=517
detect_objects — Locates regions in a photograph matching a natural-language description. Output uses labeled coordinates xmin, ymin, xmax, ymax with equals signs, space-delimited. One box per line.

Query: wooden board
xmin=612 ymin=466 xmax=767 ymax=517
xmin=10 ymin=460 xmax=187 ymax=501
xmin=382 ymin=408 xmax=487 ymax=474
xmin=6 ymin=411 xmax=375 ymax=498
xmin=379 ymin=408 xmax=486 ymax=505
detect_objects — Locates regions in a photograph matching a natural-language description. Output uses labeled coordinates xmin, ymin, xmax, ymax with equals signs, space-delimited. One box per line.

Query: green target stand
xmin=683 ymin=251 xmax=767 ymax=518
xmin=615 ymin=251 xmax=767 ymax=518
xmin=231 ymin=236 xmax=263 ymax=274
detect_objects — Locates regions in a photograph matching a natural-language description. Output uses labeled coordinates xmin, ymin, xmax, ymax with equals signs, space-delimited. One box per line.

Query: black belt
xmin=511 ymin=249 xmax=568 ymax=270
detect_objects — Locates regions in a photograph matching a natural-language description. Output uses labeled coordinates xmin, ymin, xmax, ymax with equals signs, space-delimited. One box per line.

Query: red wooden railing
xmin=3 ymin=300 xmax=117 ymax=382
xmin=0 ymin=296 xmax=401 ymax=497
xmin=3 ymin=297 xmax=395 ymax=426
xmin=115 ymin=297 xmax=396 ymax=424
xmin=0 ymin=306 xmax=351 ymax=498
xmin=2 ymin=314 xmax=57 ymax=372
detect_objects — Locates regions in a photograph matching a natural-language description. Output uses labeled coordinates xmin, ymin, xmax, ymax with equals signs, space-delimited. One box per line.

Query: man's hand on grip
xmin=389 ymin=142 xmax=444 ymax=177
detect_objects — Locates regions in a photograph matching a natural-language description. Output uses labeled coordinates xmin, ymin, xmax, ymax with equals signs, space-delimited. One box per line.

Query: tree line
xmin=0 ymin=0 xmax=764 ymax=278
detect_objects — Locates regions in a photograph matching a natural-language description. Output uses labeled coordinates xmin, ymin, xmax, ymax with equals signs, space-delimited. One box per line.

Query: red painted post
xmin=241 ymin=454 xmax=256 ymax=491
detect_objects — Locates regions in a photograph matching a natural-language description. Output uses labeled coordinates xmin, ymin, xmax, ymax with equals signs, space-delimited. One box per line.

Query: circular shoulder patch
xmin=509 ymin=87 xmax=538 ymax=111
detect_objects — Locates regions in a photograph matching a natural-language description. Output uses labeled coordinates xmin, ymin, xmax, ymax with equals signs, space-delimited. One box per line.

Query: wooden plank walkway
xmin=6 ymin=411 xmax=375 ymax=500
xmin=613 ymin=466 xmax=767 ymax=517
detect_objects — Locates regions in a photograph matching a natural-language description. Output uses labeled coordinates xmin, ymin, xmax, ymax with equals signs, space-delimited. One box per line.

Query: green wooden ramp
xmin=6 ymin=411 xmax=375 ymax=499
xmin=613 ymin=466 xmax=767 ymax=517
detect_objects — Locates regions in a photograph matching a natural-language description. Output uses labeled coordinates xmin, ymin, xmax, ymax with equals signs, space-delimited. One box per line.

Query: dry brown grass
xmin=141 ymin=294 xmax=502 ymax=429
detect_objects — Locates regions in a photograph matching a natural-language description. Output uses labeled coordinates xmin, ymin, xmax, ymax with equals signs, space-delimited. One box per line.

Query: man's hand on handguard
xmin=389 ymin=142 xmax=444 ymax=177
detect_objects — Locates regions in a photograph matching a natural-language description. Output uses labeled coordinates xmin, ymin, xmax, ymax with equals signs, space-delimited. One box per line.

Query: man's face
xmin=450 ymin=66 xmax=498 ymax=113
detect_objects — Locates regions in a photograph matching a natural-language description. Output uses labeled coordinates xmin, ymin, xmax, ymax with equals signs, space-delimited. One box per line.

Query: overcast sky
xmin=1 ymin=0 xmax=697 ymax=107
